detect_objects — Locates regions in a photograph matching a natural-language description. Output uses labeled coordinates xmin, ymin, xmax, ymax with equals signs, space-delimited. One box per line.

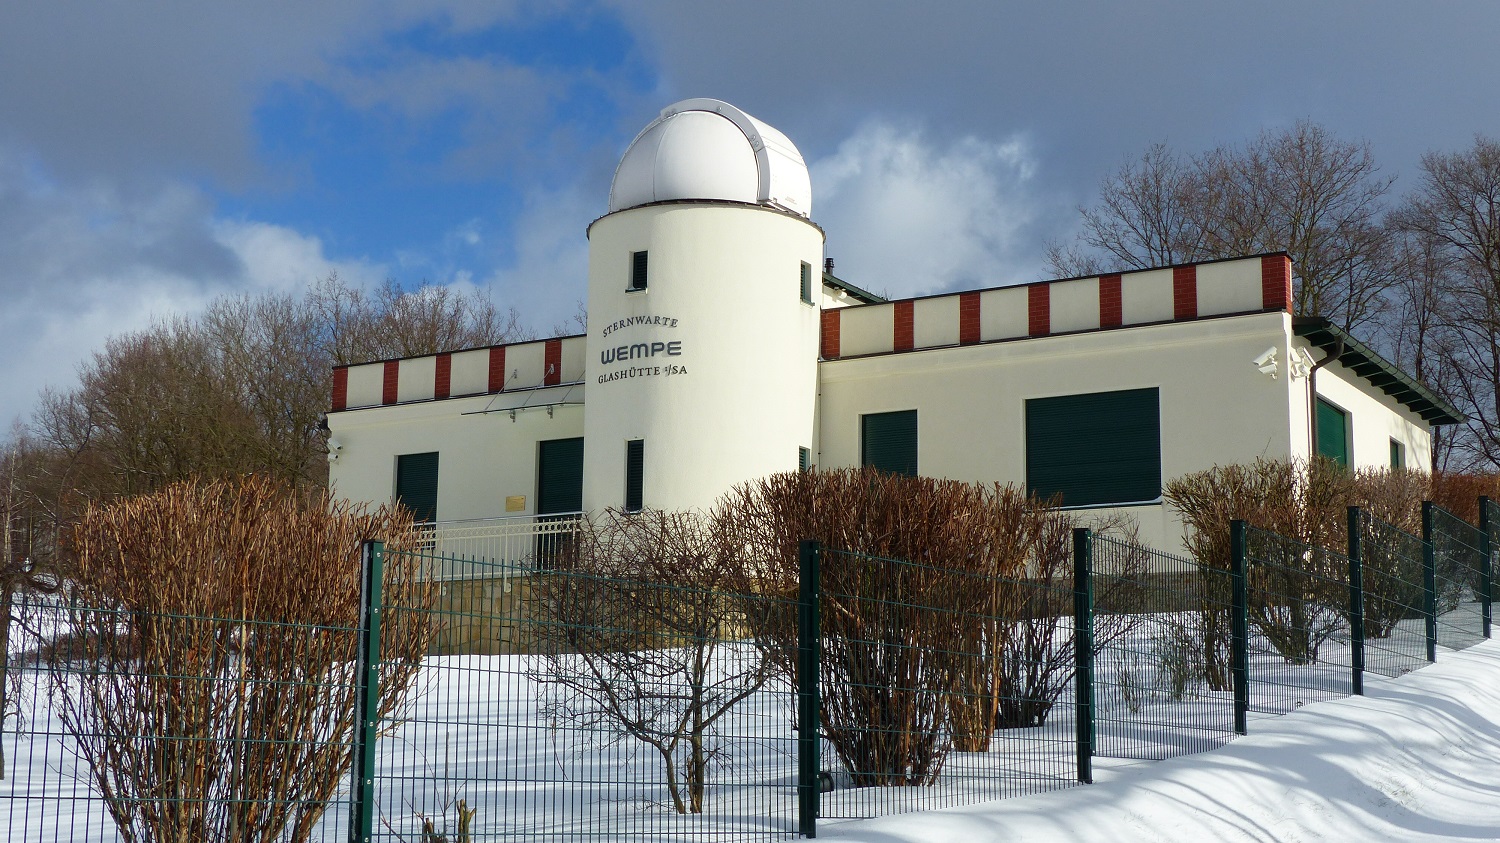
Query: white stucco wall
xmin=816 ymin=311 xmax=1302 ymax=553
xmin=327 ymin=387 xmax=585 ymax=522
xmin=583 ymin=202 xmax=824 ymax=512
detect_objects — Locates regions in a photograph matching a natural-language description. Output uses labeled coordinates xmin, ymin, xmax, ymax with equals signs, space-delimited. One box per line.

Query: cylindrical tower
xmin=582 ymin=99 xmax=824 ymax=513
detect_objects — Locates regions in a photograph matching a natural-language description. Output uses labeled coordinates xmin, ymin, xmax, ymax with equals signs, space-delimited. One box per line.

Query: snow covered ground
xmin=821 ymin=637 xmax=1500 ymax=843
xmin=8 ymin=617 xmax=1500 ymax=841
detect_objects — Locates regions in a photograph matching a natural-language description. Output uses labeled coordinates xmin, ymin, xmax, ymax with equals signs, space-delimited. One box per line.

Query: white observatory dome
xmin=608 ymin=98 xmax=812 ymax=217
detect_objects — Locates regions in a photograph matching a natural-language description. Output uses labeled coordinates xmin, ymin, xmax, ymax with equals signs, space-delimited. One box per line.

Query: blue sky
xmin=3 ymin=1 xmax=1499 ymax=428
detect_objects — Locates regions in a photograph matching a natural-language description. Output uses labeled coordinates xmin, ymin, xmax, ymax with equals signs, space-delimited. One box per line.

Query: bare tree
xmin=1391 ymin=137 xmax=1500 ymax=470
xmin=530 ymin=509 xmax=772 ymax=815
xmin=1056 ymin=122 xmax=1395 ymax=333
xmin=1049 ymin=143 xmax=1211 ymax=276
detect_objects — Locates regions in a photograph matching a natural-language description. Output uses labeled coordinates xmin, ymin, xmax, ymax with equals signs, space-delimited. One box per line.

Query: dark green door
xmin=537 ymin=437 xmax=584 ymax=514
xmin=1316 ymin=399 xmax=1349 ymax=468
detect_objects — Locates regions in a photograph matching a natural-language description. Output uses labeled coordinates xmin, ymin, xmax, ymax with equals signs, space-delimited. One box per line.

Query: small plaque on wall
xmin=505 ymin=495 xmax=526 ymax=512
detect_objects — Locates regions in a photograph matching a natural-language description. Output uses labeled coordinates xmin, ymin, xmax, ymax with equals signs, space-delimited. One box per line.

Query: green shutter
xmin=800 ymin=262 xmax=813 ymax=303
xmin=625 ymin=439 xmax=645 ymax=511
xmin=630 ymin=251 xmax=648 ymax=291
xmin=537 ymin=438 xmax=584 ymax=514
xmin=799 ymin=446 xmax=812 ymax=473
xmin=1390 ymin=439 xmax=1405 ymax=471
xmin=1026 ymin=388 xmax=1160 ymax=507
xmin=395 ymin=452 xmax=439 ymax=523
xmin=1316 ymin=398 xmax=1349 ymax=468
xmin=862 ymin=410 xmax=918 ymax=477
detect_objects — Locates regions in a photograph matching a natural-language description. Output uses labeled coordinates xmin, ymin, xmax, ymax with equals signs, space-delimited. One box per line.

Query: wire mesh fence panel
xmin=3 ymin=589 xmax=362 ymax=843
xmin=1359 ymin=513 xmax=1431 ymax=678
xmin=1425 ymin=504 xmax=1486 ymax=652
xmin=376 ymin=550 xmax=799 ymax=843
xmin=1090 ymin=536 xmax=1239 ymax=761
xmin=1242 ymin=526 xmax=1354 ymax=715
xmin=813 ymin=549 xmax=1078 ymax=821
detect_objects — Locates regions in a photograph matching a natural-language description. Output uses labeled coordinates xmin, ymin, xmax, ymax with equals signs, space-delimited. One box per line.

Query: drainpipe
xmin=1306 ymin=338 xmax=1345 ymax=460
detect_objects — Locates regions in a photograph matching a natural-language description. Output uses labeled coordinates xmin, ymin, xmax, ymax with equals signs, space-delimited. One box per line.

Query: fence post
xmin=1072 ymin=528 xmax=1094 ymax=784
xmin=1229 ymin=520 xmax=1249 ymax=735
xmin=349 ymin=540 xmax=384 ymax=843
xmin=1480 ymin=496 xmax=1494 ymax=639
xmin=1347 ymin=507 xmax=1365 ymax=696
xmin=797 ymin=539 xmax=821 ymax=838
xmin=1421 ymin=502 xmax=1438 ymax=662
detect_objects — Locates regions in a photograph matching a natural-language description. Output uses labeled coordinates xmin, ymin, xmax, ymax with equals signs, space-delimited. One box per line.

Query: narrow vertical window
xmin=799 ymin=446 xmax=812 ymax=473
xmin=629 ymin=250 xmax=648 ymax=291
xmin=625 ymin=439 xmax=645 ymax=512
xmin=1390 ymin=439 xmax=1406 ymax=471
xmin=800 ymin=261 xmax=813 ymax=304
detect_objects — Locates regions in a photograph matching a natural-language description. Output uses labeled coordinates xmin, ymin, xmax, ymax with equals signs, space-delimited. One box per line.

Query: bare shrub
xmin=1000 ymin=510 xmax=1148 ymax=730
xmin=1166 ymin=459 xmax=1353 ymax=671
xmin=53 ymin=477 xmax=434 ymax=843
xmin=719 ymin=469 xmax=1045 ymax=784
xmin=529 ymin=509 xmax=771 ymax=815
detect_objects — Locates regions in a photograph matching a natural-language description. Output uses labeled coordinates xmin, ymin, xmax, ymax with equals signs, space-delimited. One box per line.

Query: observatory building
xmin=325 ymin=99 xmax=1458 ymax=553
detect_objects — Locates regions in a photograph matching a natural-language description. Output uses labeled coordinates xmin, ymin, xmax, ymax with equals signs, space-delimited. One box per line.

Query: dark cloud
xmin=608 ymin=1 xmax=1500 ymax=195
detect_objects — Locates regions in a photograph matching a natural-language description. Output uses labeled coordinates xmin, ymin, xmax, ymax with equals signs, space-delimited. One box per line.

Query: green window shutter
xmin=630 ymin=251 xmax=648 ymax=291
xmin=625 ymin=439 xmax=645 ymax=511
xmin=1316 ymin=398 xmax=1349 ymax=468
xmin=862 ymin=410 xmax=918 ymax=477
xmin=537 ymin=437 xmax=585 ymax=514
xmin=800 ymin=261 xmax=813 ymax=303
xmin=799 ymin=446 xmax=812 ymax=473
xmin=1390 ymin=439 xmax=1405 ymax=471
xmin=395 ymin=452 xmax=439 ymax=523
xmin=1026 ymin=388 xmax=1160 ymax=507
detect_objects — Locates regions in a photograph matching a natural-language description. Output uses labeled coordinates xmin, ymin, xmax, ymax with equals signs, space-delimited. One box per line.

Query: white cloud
xmin=477 ymin=182 xmax=596 ymax=335
xmin=810 ymin=120 xmax=1050 ymax=299
xmin=0 ymin=151 xmax=382 ymax=430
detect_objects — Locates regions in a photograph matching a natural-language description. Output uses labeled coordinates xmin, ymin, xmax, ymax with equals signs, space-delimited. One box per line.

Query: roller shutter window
xmin=1026 ymin=388 xmax=1160 ymax=507
xmin=800 ymin=261 xmax=813 ymax=304
xmin=1315 ymin=398 xmax=1350 ymax=469
xmin=625 ymin=439 xmax=645 ymax=512
xmin=537 ymin=438 xmax=585 ymax=514
xmin=861 ymin=410 xmax=918 ymax=477
xmin=1390 ymin=439 xmax=1406 ymax=471
xmin=395 ymin=452 xmax=439 ymax=524
xmin=629 ymin=250 xmax=648 ymax=292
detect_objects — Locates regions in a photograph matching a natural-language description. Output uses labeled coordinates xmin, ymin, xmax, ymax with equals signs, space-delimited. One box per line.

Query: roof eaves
xmin=822 ymin=272 xmax=885 ymax=304
xmin=1292 ymin=317 xmax=1462 ymax=426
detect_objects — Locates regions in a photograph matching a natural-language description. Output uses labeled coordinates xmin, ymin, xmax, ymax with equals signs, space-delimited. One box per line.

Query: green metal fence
xmin=2 ymin=588 xmax=361 ymax=843
xmin=1423 ymin=502 xmax=1488 ymax=652
xmin=1240 ymin=524 xmax=1354 ymax=714
xmin=805 ymin=546 xmax=1080 ymax=823
xmin=1356 ymin=510 xmax=1434 ymax=677
xmin=1087 ymin=534 xmax=1240 ymax=762
xmin=371 ymin=546 xmax=800 ymax=843
xmin=5 ymin=500 xmax=1497 ymax=843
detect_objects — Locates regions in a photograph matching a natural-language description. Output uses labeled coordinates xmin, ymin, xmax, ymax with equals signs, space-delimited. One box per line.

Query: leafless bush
xmin=529 ymin=509 xmax=771 ymax=815
xmin=52 ymin=477 xmax=434 ymax=843
xmin=720 ymin=469 xmax=1055 ymax=783
xmin=999 ymin=510 xmax=1149 ymax=730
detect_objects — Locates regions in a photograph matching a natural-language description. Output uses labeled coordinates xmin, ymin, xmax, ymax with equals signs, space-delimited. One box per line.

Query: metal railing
xmin=422 ymin=512 xmax=585 ymax=580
